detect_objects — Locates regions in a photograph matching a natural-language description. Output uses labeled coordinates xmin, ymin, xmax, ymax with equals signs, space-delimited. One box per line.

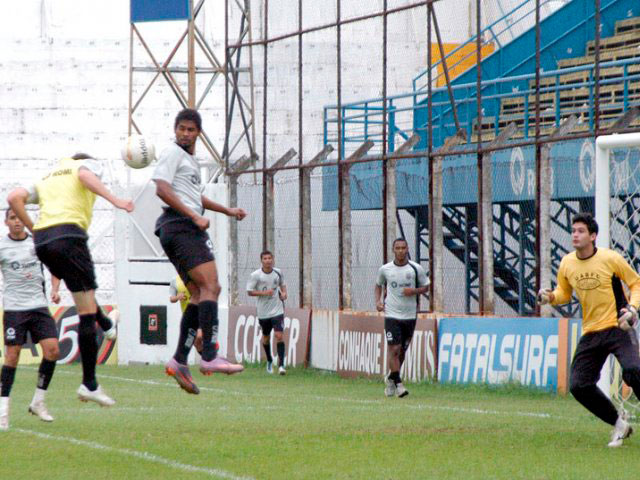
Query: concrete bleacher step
xmin=587 ymin=29 xmax=640 ymax=55
xmin=557 ymin=46 xmax=640 ymax=68
xmin=616 ymin=17 xmax=640 ymax=35
xmin=530 ymin=62 xmax=640 ymax=89
xmin=501 ymin=80 xmax=640 ymax=117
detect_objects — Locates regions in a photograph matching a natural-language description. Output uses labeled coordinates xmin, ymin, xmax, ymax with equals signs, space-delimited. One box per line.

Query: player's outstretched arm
xmin=78 ymin=168 xmax=134 ymax=212
xmin=247 ymin=289 xmax=274 ymax=297
xmin=201 ymin=196 xmax=246 ymax=220
xmin=154 ymin=179 xmax=208 ymax=230
xmin=7 ymin=187 xmax=34 ymax=232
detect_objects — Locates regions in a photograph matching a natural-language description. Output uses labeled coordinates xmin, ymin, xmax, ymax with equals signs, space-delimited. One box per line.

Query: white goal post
xmin=595 ymin=132 xmax=640 ymax=249
xmin=594 ymin=132 xmax=640 ymax=407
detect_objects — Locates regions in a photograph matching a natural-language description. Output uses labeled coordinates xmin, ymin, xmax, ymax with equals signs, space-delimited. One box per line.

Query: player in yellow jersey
xmin=169 ymin=275 xmax=204 ymax=354
xmin=7 ymin=153 xmax=133 ymax=407
xmin=538 ymin=213 xmax=640 ymax=447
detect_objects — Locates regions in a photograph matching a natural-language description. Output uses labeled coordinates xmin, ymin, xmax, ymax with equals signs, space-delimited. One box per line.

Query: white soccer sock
xmin=31 ymin=387 xmax=46 ymax=405
xmin=0 ymin=397 xmax=9 ymax=409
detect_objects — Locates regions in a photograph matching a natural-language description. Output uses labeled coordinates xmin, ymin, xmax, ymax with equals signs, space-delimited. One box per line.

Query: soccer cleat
xmin=395 ymin=382 xmax=409 ymax=398
xmin=165 ymin=358 xmax=200 ymax=395
xmin=266 ymin=361 xmax=273 ymax=374
xmin=384 ymin=374 xmax=396 ymax=397
xmin=608 ymin=412 xmax=633 ymax=447
xmin=278 ymin=366 xmax=286 ymax=376
xmin=103 ymin=309 xmax=120 ymax=341
xmin=28 ymin=401 xmax=54 ymax=422
xmin=0 ymin=398 xmax=9 ymax=431
xmin=200 ymin=356 xmax=244 ymax=376
xmin=77 ymin=384 xmax=116 ymax=407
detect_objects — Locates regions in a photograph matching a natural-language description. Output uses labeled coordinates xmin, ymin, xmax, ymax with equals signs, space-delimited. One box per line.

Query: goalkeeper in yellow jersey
xmin=538 ymin=213 xmax=640 ymax=447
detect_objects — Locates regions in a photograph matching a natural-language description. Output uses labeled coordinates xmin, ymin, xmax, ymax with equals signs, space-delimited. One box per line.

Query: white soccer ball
xmin=121 ymin=134 xmax=156 ymax=169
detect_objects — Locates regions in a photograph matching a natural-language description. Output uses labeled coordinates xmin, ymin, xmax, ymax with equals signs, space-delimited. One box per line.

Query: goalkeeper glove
xmin=618 ymin=305 xmax=638 ymax=331
xmin=537 ymin=288 xmax=553 ymax=305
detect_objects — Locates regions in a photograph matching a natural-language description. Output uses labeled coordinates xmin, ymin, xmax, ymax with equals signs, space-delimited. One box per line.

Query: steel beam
xmin=265 ymin=149 xmax=297 ymax=252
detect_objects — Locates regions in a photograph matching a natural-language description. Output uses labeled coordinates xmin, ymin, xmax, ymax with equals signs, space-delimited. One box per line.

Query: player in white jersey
xmin=247 ymin=251 xmax=288 ymax=374
xmin=0 ymin=209 xmax=61 ymax=430
xmin=154 ymin=109 xmax=246 ymax=394
xmin=375 ymin=238 xmax=429 ymax=398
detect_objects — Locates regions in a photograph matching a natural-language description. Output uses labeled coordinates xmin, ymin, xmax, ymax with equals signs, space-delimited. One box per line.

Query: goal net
xmin=595 ymin=132 xmax=640 ymax=415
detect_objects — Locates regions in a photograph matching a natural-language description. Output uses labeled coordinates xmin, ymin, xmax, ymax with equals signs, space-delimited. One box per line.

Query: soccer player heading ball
xmin=247 ymin=250 xmax=288 ymax=375
xmin=153 ymin=108 xmax=247 ymax=394
xmin=8 ymin=152 xmax=130 ymax=407
xmin=538 ymin=213 xmax=640 ymax=447
xmin=375 ymin=238 xmax=429 ymax=398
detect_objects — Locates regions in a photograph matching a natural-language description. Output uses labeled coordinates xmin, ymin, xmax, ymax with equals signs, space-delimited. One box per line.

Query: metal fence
xmin=224 ymin=0 xmax=640 ymax=315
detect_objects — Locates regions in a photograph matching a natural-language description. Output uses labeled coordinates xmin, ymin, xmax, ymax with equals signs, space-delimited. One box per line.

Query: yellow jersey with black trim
xmin=170 ymin=275 xmax=191 ymax=312
xmin=29 ymin=157 xmax=102 ymax=232
xmin=551 ymin=248 xmax=640 ymax=334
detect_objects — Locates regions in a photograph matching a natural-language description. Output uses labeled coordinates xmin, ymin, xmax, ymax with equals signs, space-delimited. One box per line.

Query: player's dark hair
xmin=71 ymin=153 xmax=94 ymax=160
xmin=174 ymin=108 xmax=202 ymax=131
xmin=392 ymin=238 xmax=408 ymax=247
xmin=4 ymin=209 xmax=12 ymax=220
xmin=260 ymin=250 xmax=273 ymax=259
xmin=573 ymin=213 xmax=599 ymax=235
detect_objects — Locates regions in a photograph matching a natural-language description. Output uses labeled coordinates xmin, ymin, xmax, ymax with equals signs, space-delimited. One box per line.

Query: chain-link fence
xmin=226 ymin=0 xmax=640 ymax=316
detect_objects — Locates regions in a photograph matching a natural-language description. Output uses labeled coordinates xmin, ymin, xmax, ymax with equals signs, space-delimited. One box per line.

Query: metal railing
xmin=324 ymin=56 xmax=640 ymax=155
xmin=412 ymin=0 xmax=558 ymax=92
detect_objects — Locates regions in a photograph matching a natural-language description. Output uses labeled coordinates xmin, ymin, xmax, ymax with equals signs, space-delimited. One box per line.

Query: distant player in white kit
xmin=0 ymin=209 xmax=61 ymax=430
xmin=247 ymin=251 xmax=288 ymax=374
xmin=375 ymin=238 xmax=429 ymax=397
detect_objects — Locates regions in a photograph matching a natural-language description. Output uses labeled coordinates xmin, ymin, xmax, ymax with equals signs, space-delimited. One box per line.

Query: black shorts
xmin=259 ymin=315 xmax=284 ymax=336
xmin=385 ymin=317 xmax=417 ymax=350
xmin=156 ymin=214 xmax=215 ymax=285
xmin=34 ymin=226 xmax=97 ymax=292
xmin=3 ymin=308 xmax=58 ymax=346
xmin=570 ymin=327 xmax=640 ymax=390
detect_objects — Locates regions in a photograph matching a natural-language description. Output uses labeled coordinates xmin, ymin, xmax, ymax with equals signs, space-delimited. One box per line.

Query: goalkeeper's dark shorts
xmin=570 ymin=326 xmax=640 ymax=391
xmin=384 ymin=317 xmax=416 ymax=351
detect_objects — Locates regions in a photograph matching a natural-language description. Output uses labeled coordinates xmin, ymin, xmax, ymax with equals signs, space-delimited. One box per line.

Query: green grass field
xmin=1 ymin=363 xmax=639 ymax=479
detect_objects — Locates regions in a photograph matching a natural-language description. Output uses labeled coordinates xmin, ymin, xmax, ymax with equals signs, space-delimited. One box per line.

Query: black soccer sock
xmin=173 ymin=304 xmax=199 ymax=364
xmin=0 ymin=366 xmax=17 ymax=397
xmin=277 ymin=341 xmax=285 ymax=367
xmin=78 ymin=313 xmax=99 ymax=391
xmin=95 ymin=305 xmax=112 ymax=332
xmin=37 ymin=358 xmax=57 ymax=391
xmin=198 ymin=300 xmax=218 ymax=361
xmin=263 ymin=340 xmax=273 ymax=363
xmin=389 ymin=371 xmax=401 ymax=385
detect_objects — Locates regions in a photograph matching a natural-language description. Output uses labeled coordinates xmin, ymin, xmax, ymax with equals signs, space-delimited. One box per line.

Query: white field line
xmin=39 ymin=367 xmax=569 ymax=421
xmin=14 ymin=428 xmax=255 ymax=480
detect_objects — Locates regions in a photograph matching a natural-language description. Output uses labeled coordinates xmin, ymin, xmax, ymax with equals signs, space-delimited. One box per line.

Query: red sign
xmin=148 ymin=313 xmax=158 ymax=331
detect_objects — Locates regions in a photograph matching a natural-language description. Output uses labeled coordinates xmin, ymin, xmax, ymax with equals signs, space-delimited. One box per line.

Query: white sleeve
xmin=246 ymin=272 xmax=258 ymax=291
xmin=277 ymin=269 xmax=285 ymax=287
xmin=152 ymin=147 xmax=180 ymax=184
xmin=376 ymin=266 xmax=386 ymax=287
xmin=25 ymin=184 xmax=39 ymax=204
xmin=169 ymin=279 xmax=178 ymax=296
xmin=79 ymin=158 xmax=104 ymax=179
